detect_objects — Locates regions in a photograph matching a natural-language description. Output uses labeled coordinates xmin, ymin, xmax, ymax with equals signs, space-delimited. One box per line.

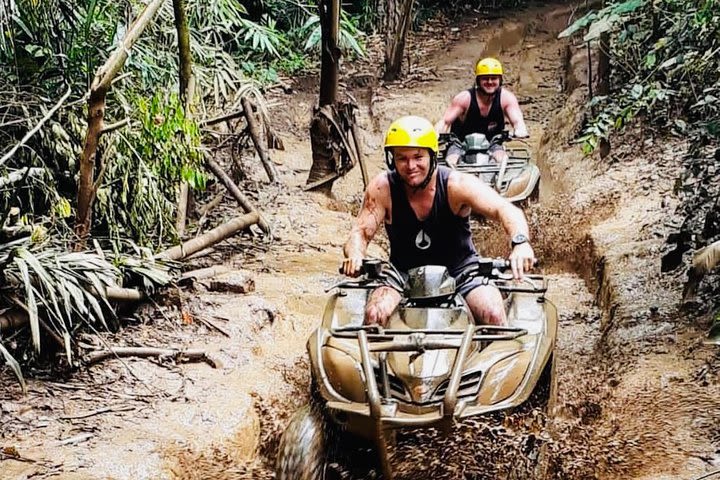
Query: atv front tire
xmin=276 ymin=404 xmax=329 ymax=480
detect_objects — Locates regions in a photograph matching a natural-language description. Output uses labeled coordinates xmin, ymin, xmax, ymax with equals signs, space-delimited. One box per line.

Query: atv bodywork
xmin=276 ymin=259 xmax=557 ymax=480
xmin=438 ymin=132 xmax=541 ymax=204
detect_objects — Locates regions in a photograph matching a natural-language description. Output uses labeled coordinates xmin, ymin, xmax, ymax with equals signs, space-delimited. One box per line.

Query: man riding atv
xmin=341 ymin=115 xmax=536 ymax=327
xmin=435 ymin=57 xmax=529 ymax=167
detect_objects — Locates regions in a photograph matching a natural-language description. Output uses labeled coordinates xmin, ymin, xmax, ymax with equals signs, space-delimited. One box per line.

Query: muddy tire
xmin=506 ymin=354 xmax=557 ymax=480
xmin=275 ymin=404 xmax=329 ymax=480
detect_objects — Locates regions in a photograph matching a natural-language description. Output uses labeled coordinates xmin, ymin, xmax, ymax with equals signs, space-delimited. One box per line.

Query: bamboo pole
xmin=156 ymin=212 xmax=260 ymax=261
xmin=74 ymin=0 xmax=167 ymax=248
xmin=240 ymin=97 xmax=279 ymax=183
xmin=204 ymin=156 xmax=271 ymax=234
xmin=85 ymin=347 xmax=216 ymax=367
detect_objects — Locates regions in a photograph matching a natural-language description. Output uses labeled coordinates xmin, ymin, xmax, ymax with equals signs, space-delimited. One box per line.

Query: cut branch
xmin=85 ymin=347 xmax=217 ymax=367
xmin=200 ymin=108 xmax=250 ymax=127
xmin=100 ymin=118 xmax=131 ymax=134
xmin=240 ymin=97 xmax=279 ymax=183
xmin=205 ymin=156 xmax=271 ymax=234
xmin=155 ymin=212 xmax=260 ymax=261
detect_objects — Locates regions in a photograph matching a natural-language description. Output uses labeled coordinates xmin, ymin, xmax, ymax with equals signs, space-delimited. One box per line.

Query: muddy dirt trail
xmin=2 ymin=3 xmax=719 ymax=480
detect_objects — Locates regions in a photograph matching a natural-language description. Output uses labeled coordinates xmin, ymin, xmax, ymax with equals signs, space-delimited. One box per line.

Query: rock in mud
xmin=208 ymin=271 xmax=256 ymax=294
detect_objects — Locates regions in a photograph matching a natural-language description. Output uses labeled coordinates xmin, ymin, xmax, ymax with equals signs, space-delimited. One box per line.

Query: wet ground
xmin=2 ymin=2 xmax=719 ymax=479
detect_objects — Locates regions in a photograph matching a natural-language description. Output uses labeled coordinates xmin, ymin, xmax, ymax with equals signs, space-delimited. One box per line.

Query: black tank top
xmin=451 ymin=86 xmax=505 ymax=140
xmin=384 ymin=166 xmax=477 ymax=272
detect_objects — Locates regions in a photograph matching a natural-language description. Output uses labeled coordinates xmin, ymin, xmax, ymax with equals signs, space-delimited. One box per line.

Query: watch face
xmin=512 ymin=234 xmax=528 ymax=246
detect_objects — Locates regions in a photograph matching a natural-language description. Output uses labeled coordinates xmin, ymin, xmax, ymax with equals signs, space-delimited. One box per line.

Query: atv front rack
xmin=329 ymin=324 xmax=527 ymax=425
xmin=326 ymin=324 xmax=527 ymax=480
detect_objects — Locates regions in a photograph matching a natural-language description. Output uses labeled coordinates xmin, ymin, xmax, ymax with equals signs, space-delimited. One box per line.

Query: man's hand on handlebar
xmin=511 ymin=127 xmax=529 ymax=139
xmin=341 ymin=256 xmax=364 ymax=277
xmin=509 ymin=243 xmax=536 ymax=280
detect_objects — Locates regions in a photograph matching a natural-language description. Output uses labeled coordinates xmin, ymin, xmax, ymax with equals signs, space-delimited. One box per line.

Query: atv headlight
xmin=322 ymin=346 xmax=366 ymax=402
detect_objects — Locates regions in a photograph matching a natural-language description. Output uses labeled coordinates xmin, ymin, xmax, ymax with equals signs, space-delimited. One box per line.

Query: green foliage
xmin=301 ymin=11 xmax=366 ymax=58
xmin=562 ymin=0 xmax=720 ymax=153
xmin=96 ymin=91 xmax=205 ymax=249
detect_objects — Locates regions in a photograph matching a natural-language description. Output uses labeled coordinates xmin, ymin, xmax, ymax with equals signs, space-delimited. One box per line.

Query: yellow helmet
xmin=384 ymin=115 xmax=439 ymax=154
xmin=475 ymin=57 xmax=503 ymax=76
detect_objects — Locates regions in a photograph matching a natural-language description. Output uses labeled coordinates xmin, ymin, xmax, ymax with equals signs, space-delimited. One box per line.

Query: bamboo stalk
xmin=156 ymin=212 xmax=259 ymax=261
xmin=205 ymin=156 xmax=270 ymax=234
xmin=179 ymin=265 xmax=231 ymax=282
xmin=240 ymin=97 xmax=279 ymax=183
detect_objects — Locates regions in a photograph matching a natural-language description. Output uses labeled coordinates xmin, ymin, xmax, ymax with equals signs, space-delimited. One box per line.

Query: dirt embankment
xmin=1 ymin=3 xmax=718 ymax=480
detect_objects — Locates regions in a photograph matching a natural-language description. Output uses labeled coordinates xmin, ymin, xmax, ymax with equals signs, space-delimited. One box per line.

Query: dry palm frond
xmin=1 ymin=243 xmax=121 ymax=360
xmin=0 ymin=340 xmax=26 ymax=392
xmin=0 ymin=237 xmax=175 ymax=387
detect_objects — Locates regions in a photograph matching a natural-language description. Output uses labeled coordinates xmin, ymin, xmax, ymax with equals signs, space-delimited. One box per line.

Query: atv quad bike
xmin=438 ymin=131 xmax=540 ymax=204
xmin=276 ymin=258 xmax=557 ymax=480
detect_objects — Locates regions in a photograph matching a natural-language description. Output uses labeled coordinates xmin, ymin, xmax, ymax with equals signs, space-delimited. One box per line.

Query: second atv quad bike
xmin=276 ymin=258 xmax=557 ymax=480
xmin=438 ymin=131 xmax=540 ymax=204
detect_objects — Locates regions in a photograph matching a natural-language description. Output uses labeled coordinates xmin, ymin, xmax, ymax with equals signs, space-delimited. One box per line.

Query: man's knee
xmin=465 ymin=286 xmax=507 ymax=326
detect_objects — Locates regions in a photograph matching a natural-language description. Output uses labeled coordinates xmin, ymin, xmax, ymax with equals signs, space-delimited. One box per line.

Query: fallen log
xmin=85 ymin=347 xmax=218 ymax=367
xmin=204 ymin=156 xmax=271 ymax=234
xmin=0 ymin=310 xmax=28 ymax=332
xmin=0 ymin=286 xmax=145 ymax=334
xmin=105 ymin=287 xmax=145 ymax=302
xmin=240 ymin=96 xmax=279 ymax=183
xmin=156 ymin=211 xmax=259 ymax=261
xmin=179 ymin=265 xmax=232 ymax=283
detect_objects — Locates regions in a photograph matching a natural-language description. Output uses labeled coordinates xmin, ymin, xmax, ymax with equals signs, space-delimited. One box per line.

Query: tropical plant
xmin=301 ymin=10 xmax=366 ymax=58
xmin=560 ymin=0 xmax=720 ymax=153
xmin=96 ymin=91 xmax=205 ymax=250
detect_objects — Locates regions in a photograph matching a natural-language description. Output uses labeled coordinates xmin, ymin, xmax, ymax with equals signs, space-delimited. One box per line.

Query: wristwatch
xmin=511 ymin=233 xmax=529 ymax=248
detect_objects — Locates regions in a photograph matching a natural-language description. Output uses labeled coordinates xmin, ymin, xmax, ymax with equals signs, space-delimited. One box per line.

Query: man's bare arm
xmin=448 ymin=172 xmax=535 ymax=278
xmin=501 ymin=89 xmax=528 ymax=138
xmin=342 ymin=175 xmax=388 ymax=276
xmin=435 ymin=91 xmax=470 ymax=133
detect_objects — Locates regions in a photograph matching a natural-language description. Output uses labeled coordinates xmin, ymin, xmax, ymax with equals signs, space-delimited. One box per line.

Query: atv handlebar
xmin=438 ymin=130 xmax=525 ymax=151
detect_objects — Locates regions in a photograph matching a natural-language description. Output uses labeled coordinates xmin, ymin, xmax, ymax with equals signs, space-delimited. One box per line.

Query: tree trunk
xmin=382 ymin=0 xmax=415 ymax=81
xmin=173 ymin=0 xmax=193 ymax=236
xmin=318 ymin=0 xmax=340 ymax=107
xmin=173 ymin=0 xmax=192 ymax=107
xmin=74 ymin=0 xmax=167 ymax=249
xmin=307 ymin=0 xmax=341 ymax=193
